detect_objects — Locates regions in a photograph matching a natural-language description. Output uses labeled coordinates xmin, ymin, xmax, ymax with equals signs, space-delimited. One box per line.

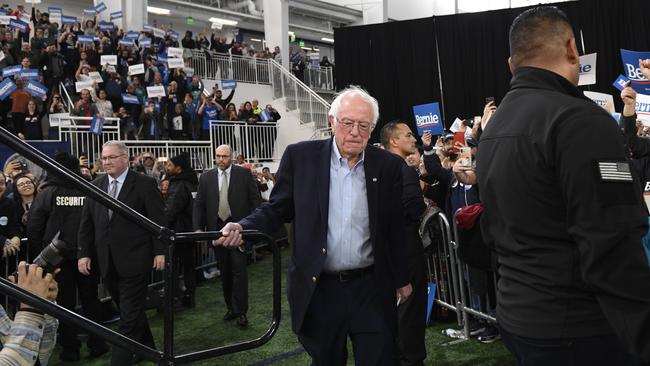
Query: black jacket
xmin=476 ymin=67 xmax=650 ymax=361
xmin=165 ymin=170 xmax=197 ymax=233
xmin=26 ymin=176 xmax=86 ymax=257
xmin=0 ymin=196 xmax=19 ymax=243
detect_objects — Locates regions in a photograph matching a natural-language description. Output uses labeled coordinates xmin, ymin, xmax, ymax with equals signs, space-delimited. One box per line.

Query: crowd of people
xmin=0 ymin=3 xmax=283 ymax=143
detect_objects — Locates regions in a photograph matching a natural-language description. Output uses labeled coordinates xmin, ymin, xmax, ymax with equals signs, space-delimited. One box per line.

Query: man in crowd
xmin=164 ymin=153 xmax=199 ymax=308
xmin=380 ymin=121 xmax=427 ymax=366
xmin=27 ymin=152 xmax=108 ymax=362
xmin=477 ymin=6 xmax=650 ymax=364
xmin=78 ymin=141 xmax=166 ymax=365
xmin=216 ymin=86 xmax=412 ymax=365
xmin=194 ymin=144 xmax=261 ymax=327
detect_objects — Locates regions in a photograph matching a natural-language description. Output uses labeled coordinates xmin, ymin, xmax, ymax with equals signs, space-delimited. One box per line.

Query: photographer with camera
xmin=0 ymin=261 xmax=58 ymax=366
xmin=26 ymin=152 xmax=108 ymax=362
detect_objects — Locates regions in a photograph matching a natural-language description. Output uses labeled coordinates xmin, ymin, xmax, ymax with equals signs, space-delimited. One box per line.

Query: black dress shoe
xmin=89 ymin=343 xmax=110 ymax=358
xmin=59 ymin=348 xmax=81 ymax=362
xmin=237 ymin=314 xmax=248 ymax=327
xmin=223 ymin=310 xmax=238 ymax=321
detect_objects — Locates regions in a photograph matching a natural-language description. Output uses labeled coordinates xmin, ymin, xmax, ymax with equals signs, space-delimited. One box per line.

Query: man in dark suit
xmin=77 ymin=141 xmax=166 ymax=366
xmin=193 ymin=144 xmax=261 ymax=327
xmin=217 ymin=86 xmax=412 ymax=365
xmin=381 ymin=121 xmax=428 ymax=366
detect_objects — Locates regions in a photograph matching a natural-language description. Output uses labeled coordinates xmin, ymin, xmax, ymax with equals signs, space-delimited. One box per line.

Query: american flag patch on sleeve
xmin=598 ymin=161 xmax=633 ymax=182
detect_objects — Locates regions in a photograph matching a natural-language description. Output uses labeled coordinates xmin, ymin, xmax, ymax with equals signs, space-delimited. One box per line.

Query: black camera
xmin=29 ymin=232 xmax=76 ymax=274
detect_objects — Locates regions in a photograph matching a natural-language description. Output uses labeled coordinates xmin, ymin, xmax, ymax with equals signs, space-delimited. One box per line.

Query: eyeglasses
xmin=338 ymin=119 xmax=372 ymax=133
xmin=16 ymin=181 xmax=33 ymax=188
xmin=101 ymin=154 xmax=125 ymax=161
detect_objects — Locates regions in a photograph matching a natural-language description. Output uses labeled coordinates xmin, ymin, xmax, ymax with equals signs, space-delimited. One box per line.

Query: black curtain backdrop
xmin=334 ymin=0 xmax=650 ymax=139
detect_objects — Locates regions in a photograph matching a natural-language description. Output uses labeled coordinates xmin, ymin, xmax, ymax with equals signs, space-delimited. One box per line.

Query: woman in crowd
xmin=22 ymin=99 xmax=43 ymax=140
xmin=220 ymin=103 xmax=239 ymax=121
xmin=12 ymin=174 xmax=36 ymax=254
xmin=238 ymin=101 xmax=257 ymax=123
xmin=90 ymin=87 xmax=114 ymax=118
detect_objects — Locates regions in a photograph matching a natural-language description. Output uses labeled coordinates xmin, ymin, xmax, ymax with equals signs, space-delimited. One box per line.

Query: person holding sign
xmin=198 ymin=95 xmax=223 ymax=140
xmin=476 ymin=6 xmax=650 ymax=365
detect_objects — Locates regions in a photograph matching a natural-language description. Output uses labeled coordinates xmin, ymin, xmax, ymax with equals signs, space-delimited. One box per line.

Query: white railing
xmin=304 ymin=65 xmax=334 ymax=91
xmin=209 ymin=120 xmax=278 ymax=162
xmin=58 ymin=81 xmax=75 ymax=112
xmin=269 ymin=59 xmax=331 ymax=130
xmin=188 ymin=50 xmax=272 ymax=85
xmin=57 ymin=116 xmax=213 ymax=170
xmin=186 ymin=51 xmax=332 ymax=130
xmin=124 ymin=141 xmax=213 ymax=171
xmin=310 ymin=127 xmax=332 ymax=140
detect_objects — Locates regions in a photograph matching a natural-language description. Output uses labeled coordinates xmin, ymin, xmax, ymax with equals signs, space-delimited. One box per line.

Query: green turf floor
xmin=48 ymin=247 xmax=515 ymax=365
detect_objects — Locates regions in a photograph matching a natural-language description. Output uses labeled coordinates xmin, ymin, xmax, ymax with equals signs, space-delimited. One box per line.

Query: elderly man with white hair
xmin=216 ymin=85 xmax=412 ymax=365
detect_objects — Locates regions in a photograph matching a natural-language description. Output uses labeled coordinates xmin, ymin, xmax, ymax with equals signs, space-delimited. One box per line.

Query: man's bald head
xmin=215 ymin=145 xmax=233 ymax=170
xmin=509 ymin=6 xmax=574 ymax=69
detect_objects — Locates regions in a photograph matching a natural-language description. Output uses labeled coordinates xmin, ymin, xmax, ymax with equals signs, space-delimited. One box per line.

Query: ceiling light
xmin=288 ymin=31 xmax=295 ymax=36
xmin=147 ymin=6 xmax=170 ymax=15
xmin=301 ymin=46 xmax=319 ymax=52
xmin=209 ymin=17 xmax=238 ymax=26
xmin=321 ymin=37 xmax=334 ymax=43
xmin=251 ymin=38 xmax=262 ymax=42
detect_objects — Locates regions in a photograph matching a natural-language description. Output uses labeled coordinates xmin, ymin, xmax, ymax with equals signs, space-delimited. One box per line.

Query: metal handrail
xmin=269 ymin=58 xmax=331 ymax=108
xmin=58 ymin=81 xmax=75 ymax=112
xmin=0 ymin=126 xmax=282 ymax=365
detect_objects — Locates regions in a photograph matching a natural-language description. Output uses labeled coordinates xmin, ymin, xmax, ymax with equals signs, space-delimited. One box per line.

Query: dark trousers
xmin=500 ymin=327 xmax=644 ymax=366
xmin=214 ymin=246 xmax=248 ymax=315
xmin=397 ymin=256 xmax=428 ymax=366
xmin=104 ymin=260 xmax=155 ymax=366
xmin=298 ymin=273 xmax=396 ymax=366
xmin=57 ymin=259 xmax=105 ymax=351
xmin=175 ymin=243 xmax=196 ymax=296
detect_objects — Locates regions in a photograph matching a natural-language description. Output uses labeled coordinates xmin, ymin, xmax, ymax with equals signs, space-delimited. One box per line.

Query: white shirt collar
xmin=220 ymin=165 xmax=232 ymax=175
xmin=331 ymin=139 xmax=365 ymax=171
xmin=110 ymin=168 xmax=129 ymax=185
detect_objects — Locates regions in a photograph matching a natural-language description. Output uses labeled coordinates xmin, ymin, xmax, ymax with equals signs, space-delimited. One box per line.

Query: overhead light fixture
xmin=321 ymin=37 xmax=334 ymax=43
xmin=288 ymin=31 xmax=295 ymax=36
xmin=209 ymin=17 xmax=238 ymax=26
xmin=301 ymin=46 xmax=319 ymax=52
xmin=147 ymin=6 xmax=170 ymax=15
xmin=251 ymin=38 xmax=262 ymax=42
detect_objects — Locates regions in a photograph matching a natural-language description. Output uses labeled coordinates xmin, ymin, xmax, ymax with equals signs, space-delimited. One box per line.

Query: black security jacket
xmin=477 ymin=67 xmax=650 ymax=361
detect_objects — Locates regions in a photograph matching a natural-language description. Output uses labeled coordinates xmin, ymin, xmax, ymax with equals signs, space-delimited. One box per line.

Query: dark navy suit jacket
xmin=240 ymin=138 xmax=409 ymax=333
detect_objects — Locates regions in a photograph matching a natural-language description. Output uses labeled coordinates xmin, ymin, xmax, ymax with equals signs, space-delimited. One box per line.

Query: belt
xmin=321 ymin=265 xmax=374 ymax=283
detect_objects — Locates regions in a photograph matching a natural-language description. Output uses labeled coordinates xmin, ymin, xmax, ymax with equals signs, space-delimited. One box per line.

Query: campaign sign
xmin=83 ymin=8 xmax=96 ymax=15
xmin=0 ymin=8 xmax=5 ymax=14
xmin=61 ymin=16 xmax=78 ymax=24
xmin=118 ymin=39 xmax=135 ymax=47
xmin=613 ymin=74 xmax=630 ymax=91
xmin=19 ymin=68 xmax=39 ymax=80
xmin=222 ymin=80 xmax=237 ymax=90
xmin=184 ymin=67 xmax=194 ymax=77
xmin=0 ymin=16 xmax=15 ymax=25
xmin=413 ymin=102 xmax=443 ymax=136
xmin=152 ymin=27 xmax=165 ymax=38
xmin=139 ymin=38 xmax=151 ymax=48
xmin=128 ymin=64 xmax=145 ymax=76
xmin=0 ymin=78 xmax=16 ymax=101
xmin=75 ymin=80 xmax=93 ymax=92
xmin=636 ymin=93 xmax=650 ymax=126
xmin=167 ymin=57 xmax=184 ymax=69
xmin=48 ymin=7 xmax=62 ymax=14
xmin=110 ymin=11 xmax=123 ymax=20
xmin=78 ymin=35 xmax=95 ymax=45
xmin=167 ymin=47 xmax=183 ymax=59
xmin=100 ymin=55 xmax=117 ymax=65
xmin=125 ymin=31 xmax=139 ymax=40
xmin=122 ymin=93 xmax=140 ymax=104
xmin=621 ymin=49 xmax=650 ymax=94
xmin=9 ymin=19 xmax=27 ymax=33
xmin=578 ymin=53 xmax=597 ymax=86
xmin=584 ymin=91 xmax=614 ymax=108
xmin=147 ymin=85 xmax=166 ymax=98
xmin=2 ymin=65 xmax=21 ymax=78
xmin=94 ymin=2 xmax=107 ymax=13
xmin=98 ymin=22 xmax=114 ymax=31
xmin=88 ymin=71 xmax=103 ymax=83
xmin=24 ymin=80 xmax=48 ymax=98
xmin=167 ymin=30 xmax=179 ymax=40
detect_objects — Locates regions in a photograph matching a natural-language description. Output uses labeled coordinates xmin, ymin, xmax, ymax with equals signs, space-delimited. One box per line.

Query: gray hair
xmin=328 ymin=85 xmax=380 ymax=130
xmin=102 ymin=140 xmax=128 ymax=155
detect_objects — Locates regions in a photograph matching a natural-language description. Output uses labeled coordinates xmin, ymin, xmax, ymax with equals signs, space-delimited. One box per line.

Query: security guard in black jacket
xmin=26 ymin=152 xmax=108 ymax=362
xmin=476 ymin=6 xmax=650 ymax=366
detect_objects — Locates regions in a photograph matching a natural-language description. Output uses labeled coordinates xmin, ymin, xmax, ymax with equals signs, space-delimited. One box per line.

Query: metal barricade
xmin=59 ymin=118 xmax=121 ymax=163
xmin=304 ymin=66 xmax=334 ymax=90
xmin=0 ymin=127 xmax=282 ymax=365
xmin=209 ymin=120 xmax=278 ymax=162
xmin=188 ymin=50 xmax=271 ymax=85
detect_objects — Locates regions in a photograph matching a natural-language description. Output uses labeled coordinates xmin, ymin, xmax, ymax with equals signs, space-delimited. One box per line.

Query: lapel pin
xmin=372 ymin=177 xmax=378 ymax=182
